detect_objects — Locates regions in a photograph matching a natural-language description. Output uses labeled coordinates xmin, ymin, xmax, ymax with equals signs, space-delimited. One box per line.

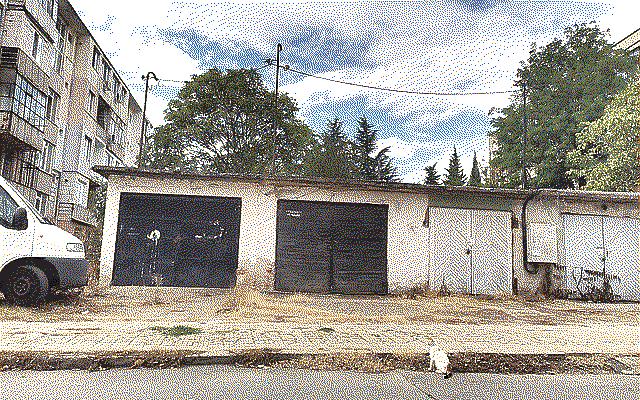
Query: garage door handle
xmin=466 ymin=249 xmax=471 ymax=255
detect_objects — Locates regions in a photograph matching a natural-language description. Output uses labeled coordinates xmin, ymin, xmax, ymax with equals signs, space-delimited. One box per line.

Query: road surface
xmin=1 ymin=365 xmax=637 ymax=400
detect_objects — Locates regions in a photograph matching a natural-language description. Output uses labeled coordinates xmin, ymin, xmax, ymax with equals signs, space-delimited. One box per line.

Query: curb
xmin=0 ymin=351 xmax=637 ymax=374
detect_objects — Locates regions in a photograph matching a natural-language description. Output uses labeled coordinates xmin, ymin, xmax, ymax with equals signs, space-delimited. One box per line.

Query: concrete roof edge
xmin=537 ymin=188 xmax=639 ymax=203
xmin=92 ymin=166 xmax=530 ymax=198
xmin=93 ymin=166 xmax=639 ymax=201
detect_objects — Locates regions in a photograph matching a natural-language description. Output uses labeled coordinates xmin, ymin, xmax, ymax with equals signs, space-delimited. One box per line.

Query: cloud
xmin=70 ymin=0 xmax=637 ymax=181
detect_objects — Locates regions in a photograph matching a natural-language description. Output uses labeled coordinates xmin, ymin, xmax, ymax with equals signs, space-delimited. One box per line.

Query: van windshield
xmin=3 ymin=180 xmax=53 ymax=225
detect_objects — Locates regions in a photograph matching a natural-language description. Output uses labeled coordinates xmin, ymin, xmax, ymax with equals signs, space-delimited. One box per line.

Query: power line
xmin=118 ymin=62 xmax=272 ymax=87
xmin=278 ymin=65 xmax=517 ymax=96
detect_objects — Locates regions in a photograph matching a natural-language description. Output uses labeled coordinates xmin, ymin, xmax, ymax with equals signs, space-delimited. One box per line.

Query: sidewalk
xmin=0 ymin=320 xmax=637 ymax=355
xmin=0 ymin=288 xmax=638 ymax=372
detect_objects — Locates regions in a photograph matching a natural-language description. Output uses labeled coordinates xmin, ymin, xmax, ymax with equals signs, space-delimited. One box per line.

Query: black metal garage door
xmin=275 ymin=200 xmax=388 ymax=295
xmin=113 ymin=193 xmax=241 ymax=288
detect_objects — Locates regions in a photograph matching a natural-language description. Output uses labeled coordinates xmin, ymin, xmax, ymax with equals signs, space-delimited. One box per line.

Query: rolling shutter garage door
xmin=113 ymin=193 xmax=241 ymax=288
xmin=275 ymin=200 xmax=388 ymax=295
xmin=564 ymin=214 xmax=640 ymax=301
xmin=429 ymin=207 xmax=512 ymax=295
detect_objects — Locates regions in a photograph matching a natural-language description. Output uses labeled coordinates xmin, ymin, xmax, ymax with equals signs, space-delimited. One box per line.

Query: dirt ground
xmin=1 ymin=286 xmax=638 ymax=326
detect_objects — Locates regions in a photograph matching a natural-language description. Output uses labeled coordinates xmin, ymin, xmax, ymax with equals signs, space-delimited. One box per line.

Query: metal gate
xmin=564 ymin=214 xmax=640 ymax=301
xmin=429 ymin=207 xmax=512 ymax=295
xmin=113 ymin=193 xmax=241 ymax=288
xmin=275 ymin=200 xmax=388 ymax=295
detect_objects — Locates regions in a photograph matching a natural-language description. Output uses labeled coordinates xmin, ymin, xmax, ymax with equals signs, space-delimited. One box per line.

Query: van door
xmin=0 ymin=184 xmax=33 ymax=267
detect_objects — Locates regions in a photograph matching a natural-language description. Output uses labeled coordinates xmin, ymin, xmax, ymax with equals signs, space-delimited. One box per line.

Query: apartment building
xmin=615 ymin=28 xmax=640 ymax=60
xmin=0 ymin=0 xmax=149 ymax=240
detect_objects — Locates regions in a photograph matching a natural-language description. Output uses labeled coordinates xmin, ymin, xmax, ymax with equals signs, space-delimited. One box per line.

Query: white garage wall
xmin=99 ymin=175 xmax=432 ymax=290
xmin=526 ymin=191 xmax=639 ymax=297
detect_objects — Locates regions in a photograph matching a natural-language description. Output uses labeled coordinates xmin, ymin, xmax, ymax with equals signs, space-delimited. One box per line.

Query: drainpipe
xmin=521 ymin=189 xmax=542 ymax=274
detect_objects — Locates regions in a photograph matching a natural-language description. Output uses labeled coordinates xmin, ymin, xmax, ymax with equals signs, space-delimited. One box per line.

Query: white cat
xmin=429 ymin=344 xmax=453 ymax=379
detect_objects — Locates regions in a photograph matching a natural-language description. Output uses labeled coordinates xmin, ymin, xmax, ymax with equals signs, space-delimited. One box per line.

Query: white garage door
xmin=429 ymin=207 xmax=472 ymax=294
xmin=429 ymin=207 xmax=512 ymax=295
xmin=564 ymin=214 xmax=640 ymax=301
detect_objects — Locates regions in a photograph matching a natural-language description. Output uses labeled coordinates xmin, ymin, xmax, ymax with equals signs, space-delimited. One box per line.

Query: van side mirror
xmin=12 ymin=207 xmax=28 ymax=231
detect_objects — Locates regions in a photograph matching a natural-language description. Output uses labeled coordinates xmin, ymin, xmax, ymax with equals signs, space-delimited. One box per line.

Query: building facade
xmin=95 ymin=167 xmax=640 ymax=301
xmin=615 ymin=28 xmax=640 ymax=60
xmin=0 ymin=0 xmax=148 ymax=240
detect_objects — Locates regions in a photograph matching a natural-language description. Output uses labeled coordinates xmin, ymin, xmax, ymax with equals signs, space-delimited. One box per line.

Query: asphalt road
xmin=1 ymin=366 xmax=638 ymax=400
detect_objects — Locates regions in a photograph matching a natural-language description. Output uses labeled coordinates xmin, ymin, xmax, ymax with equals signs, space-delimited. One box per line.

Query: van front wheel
xmin=2 ymin=265 xmax=49 ymax=306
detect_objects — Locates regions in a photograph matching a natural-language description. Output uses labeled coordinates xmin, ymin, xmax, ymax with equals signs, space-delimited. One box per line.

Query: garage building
xmin=95 ymin=167 xmax=639 ymax=300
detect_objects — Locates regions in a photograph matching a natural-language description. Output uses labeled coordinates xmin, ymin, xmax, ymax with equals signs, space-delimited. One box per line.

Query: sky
xmin=73 ymin=0 xmax=640 ymax=182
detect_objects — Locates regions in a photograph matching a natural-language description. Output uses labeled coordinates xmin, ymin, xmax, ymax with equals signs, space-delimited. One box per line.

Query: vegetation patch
xmin=0 ymin=350 xmax=196 ymax=371
xmin=150 ymin=325 xmax=203 ymax=337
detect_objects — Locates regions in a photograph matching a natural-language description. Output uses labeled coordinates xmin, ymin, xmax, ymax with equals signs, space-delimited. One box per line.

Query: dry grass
xmin=0 ymin=350 xmax=197 ymax=371
xmin=0 ymin=278 xmax=638 ymax=326
xmin=217 ymin=270 xmax=336 ymax=322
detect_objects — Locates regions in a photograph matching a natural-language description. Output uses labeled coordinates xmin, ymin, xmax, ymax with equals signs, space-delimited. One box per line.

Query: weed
xmin=150 ymin=325 xmax=203 ymax=337
xmin=392 ymin=283 xmax=441 ymax=300
xmin=229 ymin=348 xmax=285 ymax=367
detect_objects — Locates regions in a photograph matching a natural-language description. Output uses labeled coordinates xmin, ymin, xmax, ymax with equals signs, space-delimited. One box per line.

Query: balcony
xmin=57 ymin=202 xmax=99 ymax=227
xmin=0 ymin=111 xmax=43 ymax=152
xmin=8 ymin=0 xmax=58 ymax=41
xmin=0 ymin=46 xmax=49 ymax=93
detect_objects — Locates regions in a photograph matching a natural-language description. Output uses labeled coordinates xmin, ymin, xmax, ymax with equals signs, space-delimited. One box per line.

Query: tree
xmin=305 ymin=118 xmax=357 ymax=180
xmin=568 ymin=78 xmax=640 ymax=191
xmin=354 ymin=117 xmax=378 ymax=179
xmin=371 ymin=147 xmax=398 ymax=182
xmin=353 ymin=117 xmax=398 ymax=181
xmin=443 ymin=147 xmax=466 ymax=186
xmin=424 ymin=163 xmax=440 ymax=185
xmin=489 ymin=23 xmax=637 ymax=189
xmin=146 ymin=68 xmax=315 ymax=175
xmin=468 ymin=151 xmax=482 ymax=186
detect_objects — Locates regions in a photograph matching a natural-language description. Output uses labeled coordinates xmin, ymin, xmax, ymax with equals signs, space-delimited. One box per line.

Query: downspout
xmin=521 ymin=189 xmax=542 ymax=274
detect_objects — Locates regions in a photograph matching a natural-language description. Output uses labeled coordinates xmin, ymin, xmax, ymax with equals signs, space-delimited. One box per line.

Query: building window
xmin=12 ymin=74 xmax=47 ymax=131
xmin=84 ymin=136 xmax=93 ymax=164
xmin=92 ymin=47 xmax=101 ymax=70
xmin=34 ymin=192 xmax=47 ymax=215
xmin=97 ymin=96 xmax=111 ymax=131
xmin=102 ymin=61 xmax=112 ymax=86
xmin=39 ymin=0 xmax=54 ymax=17
xmin=39 ymin=141 xmax=55 ymax=173
xmin=88 ymin=90 xmax=96 ymax=115
xmin=46 ymin=89 xmax=60 ymax=123
xmin=32 ymin=31 xmax=40 ymax=59
xmin=114 ymin=79 xmax=122 ymax=101
xmin=55 ymin=18 xmax=67 ymax=74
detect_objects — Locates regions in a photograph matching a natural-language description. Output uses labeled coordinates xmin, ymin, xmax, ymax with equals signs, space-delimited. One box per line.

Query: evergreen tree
xmin=354 ymin=117 xmax=378 ymax=179
xmin=353 ymin=117 xmax=398 ymax=181
xmin=372 ymin=147 xmax=398 ymax=182
xmin=305 ymin=118 xmax=356 ymax=180
xmin=443 ymin=147 xmax=466 ymax=186
xmin=468 ymin=151 xmax=482 ymax=187
xmin=424 ymin=163 xmax=440 ymax=185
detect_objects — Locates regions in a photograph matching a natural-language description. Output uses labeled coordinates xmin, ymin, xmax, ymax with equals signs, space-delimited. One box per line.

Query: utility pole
xmin=520 ymin=81 xmax=528 ymax=189
xmin=139 ymin=72 xmax=158 ymax=167
xmin=270 ymin=44 xmax=283 ymax=175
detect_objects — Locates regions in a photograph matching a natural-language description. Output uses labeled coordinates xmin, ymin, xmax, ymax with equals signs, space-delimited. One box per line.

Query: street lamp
xmin=138 ymin=72 xmax=159 ymax=166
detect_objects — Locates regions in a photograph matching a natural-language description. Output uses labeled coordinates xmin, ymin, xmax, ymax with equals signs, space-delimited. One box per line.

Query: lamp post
xmin=138 ymin=72 xmax=158 ymax=166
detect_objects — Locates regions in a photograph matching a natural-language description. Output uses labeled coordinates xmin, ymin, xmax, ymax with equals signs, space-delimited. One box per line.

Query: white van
xmin=0 ymin=175 xmax=88 ymax=305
